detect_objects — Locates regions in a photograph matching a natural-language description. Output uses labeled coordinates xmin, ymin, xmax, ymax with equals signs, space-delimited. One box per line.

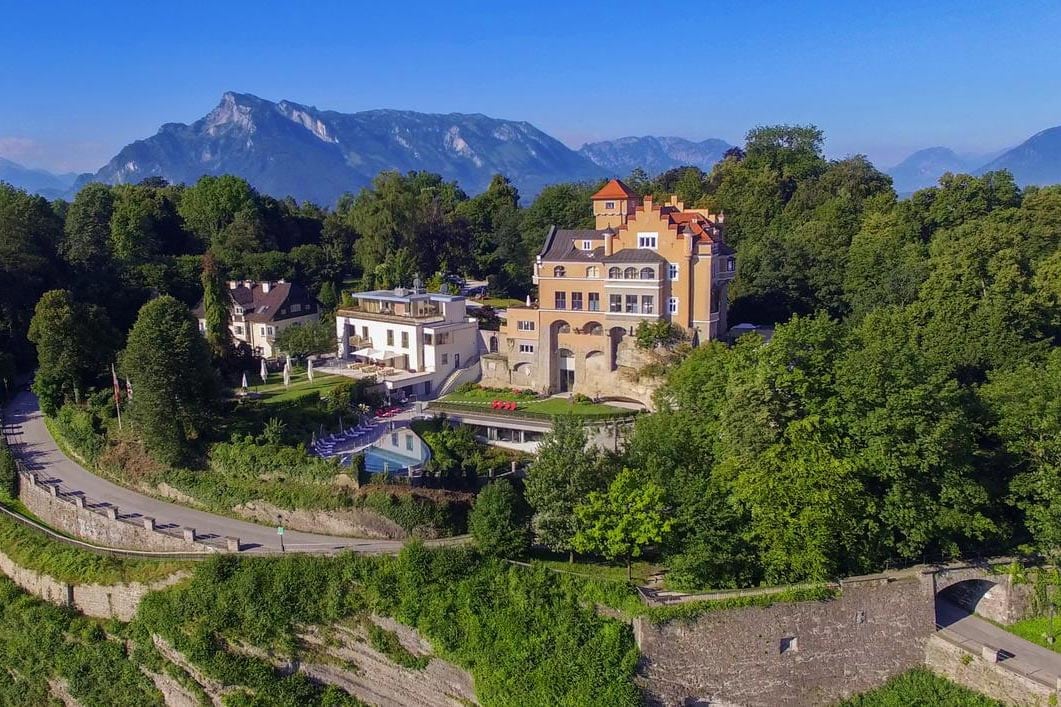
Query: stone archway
xmin=558 ymin=348 xmax=576 ymax=393
xmin=608 ymin=326 xmax=626 ymax=371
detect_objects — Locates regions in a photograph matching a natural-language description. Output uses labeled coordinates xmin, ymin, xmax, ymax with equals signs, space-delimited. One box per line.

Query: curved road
xmin=2 ymin=390 xmax=458 ymax=555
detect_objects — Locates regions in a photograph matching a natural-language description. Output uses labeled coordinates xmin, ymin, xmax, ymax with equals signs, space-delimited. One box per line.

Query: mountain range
xmin=0 ymin=158 xmax=79 ymax=200
xmin=3 ymin=91 xmax=1061 ymax=204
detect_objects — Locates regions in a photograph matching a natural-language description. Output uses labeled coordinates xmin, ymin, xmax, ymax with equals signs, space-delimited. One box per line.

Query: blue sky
xmin=1 ymin=0 xmax=1059 ymax=172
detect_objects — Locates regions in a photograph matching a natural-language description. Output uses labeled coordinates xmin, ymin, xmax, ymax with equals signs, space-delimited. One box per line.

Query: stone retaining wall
xmin=0 ymin=548 xmax=185 ymax=621
xmin=925 ymin=633 xmax=1057 ymax=706
xmin=636 ymin=574 xmax=936 ymax=706
xmin=19 ymin=472 xmax=212 ymax=553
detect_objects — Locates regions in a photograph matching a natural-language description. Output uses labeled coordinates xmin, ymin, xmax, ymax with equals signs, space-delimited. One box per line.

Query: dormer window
xmin=553 ymin=266 xmax=566 ymax=278
xmin=582 ymin=240 xmax=592 ymax=251
xmin=233 ymin=305 xmax=244 ymax=315
xmin=637 ymin=233 xmax=658 ymax=249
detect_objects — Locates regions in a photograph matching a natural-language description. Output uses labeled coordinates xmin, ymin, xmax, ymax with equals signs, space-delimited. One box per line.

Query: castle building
xmin=481 ymin=179 xmax=735 ymax=398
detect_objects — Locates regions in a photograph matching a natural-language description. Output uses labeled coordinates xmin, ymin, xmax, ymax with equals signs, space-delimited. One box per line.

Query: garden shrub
xmin=0 ymin=439 xmax=17 ymax=502
xmin=358 ymin=490 xmax=467 ymax=536
xmin=52 ymin=403 xmax=106 ymax=464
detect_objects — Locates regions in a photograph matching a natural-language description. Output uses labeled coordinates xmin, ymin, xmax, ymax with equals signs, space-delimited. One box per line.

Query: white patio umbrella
xmin=282 ymin=360 xmax=291 ymax=388
xmin=260 ymin=358 xmax=268 ymax=384
xmin=241 ymin=372 xmax=248 ymax=390
xmin=307 ymin=357 xmax=314 ymax=382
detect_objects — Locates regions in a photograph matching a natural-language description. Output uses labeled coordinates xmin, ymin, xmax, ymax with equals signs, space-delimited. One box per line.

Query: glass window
xmin=625 ymin=295 xmax=638 ymax=313
xmin=605 ymin=201 xmax=615 ymax=209
xmin=406 ymin=434 xmax=414 ymax=451
xmin=640 ymin=267 xmax=655 ymax=280
xmin=582 ymin=240 xmax=592 ymax=251
xmin=571 ymin=292 xmax=583 ymax=310
xmin=638 ymin=233 xmax=658 ymax=249
xmin=553 ymin=265 xmax=566 ymax=277
xmin=668 ymin=263 xmax=679 ymax=280
xmin=711 ymin=286 xmax=722 ymax=313
xmin=641 ymin=295 xmax=654 ymax=314
xmin=401 ymin=331 xmax=409 ymax=348
xmin=519 ymin=343 xmax=535 ymax=353
xmin=424 ymin=333 xmax=433 ymax=345
xmin=361 ymin=326 xmax=368 ymax=338
xmin=727 ymin=257 xmax=736 ymax=272
xmin=386 ymin=330 xmax=394 ymax=346
xmin=609 ymin=294 xmax=622 ymax=313
xmin=517 ymin=320 xmax=535 ymax=331
xmin=441 ymin=353 xmax=449 ymax=365
xmin=391 ymin=433 xmax=398 ymax=445
xmin=623 ymin=267 xmax=637 ymax=279
xmin=668 ymin=297 xmax=679 ymax=314
xmin=554 ymin=291 xmax=566 ymax=309
xmin=587 ymin=266 xmax=599 ymax=278
xmin=588 ymin=292 xmax=600 ymax=311
xmin=608 ymin=266 xmax=621 ymax=279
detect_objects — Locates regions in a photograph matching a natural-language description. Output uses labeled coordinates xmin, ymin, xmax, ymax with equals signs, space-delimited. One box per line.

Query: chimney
xmin=228 ymin=280 xmax=238 ymax=290
xmin=603 ymin=227 xmax=615 ymax=257
xmin=261 ymin=282 xmax=271 ymax=293
xmin=243 ymin=280 xmax=254 ymax=289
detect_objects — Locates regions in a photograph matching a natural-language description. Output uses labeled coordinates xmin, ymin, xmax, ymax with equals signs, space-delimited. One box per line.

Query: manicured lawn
xmin=478 ymin=297 xmax=524 ymax=308
xmin=1005 ymin=615 xmax=1061 ymax=651
xmin=252 ymin=371 xmax=343 ymax=404
xmin=439 ymin=389 xmax=630 ymax=417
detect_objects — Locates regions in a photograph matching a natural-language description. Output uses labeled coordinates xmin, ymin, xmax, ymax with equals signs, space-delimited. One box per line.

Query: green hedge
xmin=0 ymin=439 xmax=16 ymax=502
xmin=839 ymin=667 xmax=1001 ymax=705
xmin=358 ymin=490 xmax=467 ymax=536
xmin=645 ymin=585 xmax=839 ymax=624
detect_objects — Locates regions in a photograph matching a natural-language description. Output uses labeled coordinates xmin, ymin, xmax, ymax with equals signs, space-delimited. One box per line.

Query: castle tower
xmin=591 ymin=179 xmax=639 ymax=229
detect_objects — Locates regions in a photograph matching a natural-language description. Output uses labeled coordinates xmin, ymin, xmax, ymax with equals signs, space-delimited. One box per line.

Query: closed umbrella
xmin=282 ymin=360 xmax=291 ymax=388
xmin=241 ymin=372 xmax=248 ymax=390
xmin=307 ymin=357 xmax=314 ymax=382
xmin=260 ymin=358 xmax=268 ymax=384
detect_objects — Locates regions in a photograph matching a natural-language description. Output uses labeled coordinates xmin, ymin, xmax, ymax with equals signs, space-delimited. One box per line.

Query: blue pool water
xmin=362 ymin=445 xmax=425 ymax=474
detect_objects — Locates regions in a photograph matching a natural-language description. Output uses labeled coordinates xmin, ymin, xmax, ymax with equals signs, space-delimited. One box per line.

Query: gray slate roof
xmin=539 ymin=228 xmax=607 ymax=261
xmin=602 ymin=248 xmax=668 ymax=264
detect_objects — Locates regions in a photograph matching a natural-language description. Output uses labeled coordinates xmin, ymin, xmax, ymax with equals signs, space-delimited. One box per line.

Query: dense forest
xmin=2 ymin=124 xmax=1060 ymax=590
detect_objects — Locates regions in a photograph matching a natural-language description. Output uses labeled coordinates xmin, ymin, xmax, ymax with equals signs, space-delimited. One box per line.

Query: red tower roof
xmin=591 ymin=178 xmax=637 ymax=200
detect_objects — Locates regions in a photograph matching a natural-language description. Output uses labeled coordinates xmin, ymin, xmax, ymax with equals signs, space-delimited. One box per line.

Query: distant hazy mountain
xmin=886 ymin=147 xmax=981 ymax=194
xmin=83 ymin=92 xmax=607 ymax=204
xmin=578 ymin=136 xmax=733 ymax=175
xmin=0 ymin=157 xmax=79 ymax=199
xmin=976 ymin=127 xmax=1061 ymax=186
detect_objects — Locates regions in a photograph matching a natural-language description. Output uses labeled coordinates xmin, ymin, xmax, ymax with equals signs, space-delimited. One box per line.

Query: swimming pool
xmin=363 ymin=445 xmax=424 ymax=474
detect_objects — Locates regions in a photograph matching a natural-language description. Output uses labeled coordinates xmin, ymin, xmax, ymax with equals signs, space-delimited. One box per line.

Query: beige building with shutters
xmin=480 ymin=179 xmax=735 ymax=400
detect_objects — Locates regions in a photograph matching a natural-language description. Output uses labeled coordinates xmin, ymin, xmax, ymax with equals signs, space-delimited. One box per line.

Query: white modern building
xmin=333 ymin=286 xmax=480 ymax=399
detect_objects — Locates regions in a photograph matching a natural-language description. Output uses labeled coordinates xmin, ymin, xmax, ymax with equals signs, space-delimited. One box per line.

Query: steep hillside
xmin=976 ymin=126 xmax=1061 ymax=185
xmin=0 ymin=157 xmax=79 ymax=199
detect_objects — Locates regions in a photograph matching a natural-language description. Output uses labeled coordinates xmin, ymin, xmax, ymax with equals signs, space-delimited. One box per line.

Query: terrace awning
xmin=353 ymin=348 xmax=403 ymax=363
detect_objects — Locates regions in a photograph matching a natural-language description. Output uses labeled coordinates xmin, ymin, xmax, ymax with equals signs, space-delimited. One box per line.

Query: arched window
xmin=584 ymin=321 xmax=603 ymax=336
xmin=639 ymin=267 xmax=655 ymax=280
xmin=553 ymin=265 xmax=566 ymax=278
xmin=608 ymin=266 xmax=621 ymax=279
xmin=586 ymin=266 xmax=599 ymax=278
xmin=623 ymin=267 xmax=637 ymax=279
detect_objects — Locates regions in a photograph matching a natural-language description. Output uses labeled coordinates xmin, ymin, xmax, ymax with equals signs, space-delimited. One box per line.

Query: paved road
xmin=937 ymin=599 xmax=1061 ymax=685
xmin=1 ymin=389 xmax=458 ymax=555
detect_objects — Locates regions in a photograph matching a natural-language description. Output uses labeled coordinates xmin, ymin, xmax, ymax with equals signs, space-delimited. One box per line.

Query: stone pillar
xmin=142 ymin=517 xmax=156 ymax=531
xmin=26 ymin=473 xmax=37 ymax=487
xmin=105 ymin=507 xmax=118 ymax=520
xmin=981 ymin=645 xmax=1000 ymax=662
xmin=182 ymin=528 xmax=197 ymax=542
xmin=48 ymin=484 xmax=59 ymax=497
xmin=226 ymin=537 xmax=241 ymax=552
xmin=73 ymin=496 xmax=85 ymax=508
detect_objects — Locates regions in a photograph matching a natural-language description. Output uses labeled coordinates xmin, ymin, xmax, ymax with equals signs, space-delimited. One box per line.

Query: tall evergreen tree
xmin=121 ymin=296 xmax=219 ymax=465
xmin=200 ymin=250 xmax=232 ymax=364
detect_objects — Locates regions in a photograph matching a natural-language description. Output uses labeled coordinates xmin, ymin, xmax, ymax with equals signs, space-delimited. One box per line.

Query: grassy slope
xmin=838 ymin=667 xmax=1001 ymax=705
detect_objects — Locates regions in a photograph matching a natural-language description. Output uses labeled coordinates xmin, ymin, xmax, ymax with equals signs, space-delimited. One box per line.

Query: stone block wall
xmin=925 ymin=633 xmax=1056 ymax=706
xmin=0 ymin=548 xmax=185 ymax=621
xmin=636 ymin=575 xmax=936 ymax=706
xmin=19 ymin=473 xmax=208 ymax=553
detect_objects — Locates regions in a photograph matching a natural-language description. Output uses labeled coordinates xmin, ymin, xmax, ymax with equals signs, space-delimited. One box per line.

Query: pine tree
xmin=200 ymin=250 xmax=232 ymax=364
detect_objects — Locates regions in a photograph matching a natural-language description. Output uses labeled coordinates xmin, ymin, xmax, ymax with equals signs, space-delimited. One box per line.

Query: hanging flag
xmin=111 ymin=365 xmax=121 ymax=405
xmin=307 ymin=357 xmax=314 ymax=382
xmin=125 ymin=378 xmax=133 ymax=401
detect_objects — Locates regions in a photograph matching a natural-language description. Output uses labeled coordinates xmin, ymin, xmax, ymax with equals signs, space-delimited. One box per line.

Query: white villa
xmin=333 ymin=286 xmax=480 ymax=400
